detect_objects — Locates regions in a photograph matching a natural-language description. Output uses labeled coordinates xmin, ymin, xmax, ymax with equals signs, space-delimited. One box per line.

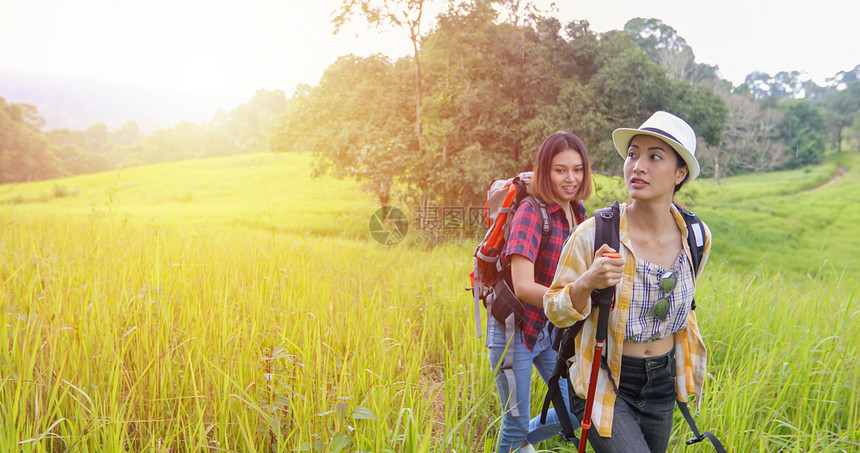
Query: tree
xmin=47 ymin=127 xmax=111 ymax=175
xmin=269 ymin=85 xmax=317 ymax=154
xmin=114 ymin=120 xmax=143 ymax=146
xmin=332 ymin=0 xmax=433 ymax=157
xmin=576 ymin=31 xmax=676 ymax=172
xmin=625 ymin=18 xmax=691 ymax=79
xmin=624 ymin=18 xmax=720 ymax=85
xmin=272 ymin=54 xmax=413 ymax=206
xmin=228 ymin=89 xmax=289 ymax=153
xmin=417 ymin=1 xmax=564 ymax=206
xmin=284 ymin=5 xmax=733 ymax=210
xmin=820 ymin=80 xmax=860 ymax=153
xmin=0 ymin=98 xmax=62 ymax=183
xmin=563 ymin=19 xmax=600 ymax=83
xmin=850 ymin=110 xmax=860 ymax=151
xmin=45 ymin=120 xmax=146 ymax=174
xmin=779 ymin=99 xmax=826 ymax=168
xmin=697 ymin=90 xmax=786 ymax=179
xmin=743 ymin=70 xmax=814 ymax=101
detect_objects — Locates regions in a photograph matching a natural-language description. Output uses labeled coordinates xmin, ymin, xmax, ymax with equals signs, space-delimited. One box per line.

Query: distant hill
xmin=0 ymin=68 xmax=249 ymax=133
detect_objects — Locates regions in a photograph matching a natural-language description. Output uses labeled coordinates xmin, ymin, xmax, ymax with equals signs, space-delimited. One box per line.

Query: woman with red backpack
xmin=544 ymin=111 xmax=714 ymax=452
xmin=488 ymin=131 xmax=593 ymax=452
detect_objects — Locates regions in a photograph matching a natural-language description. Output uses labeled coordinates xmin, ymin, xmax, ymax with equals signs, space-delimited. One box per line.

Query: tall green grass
xmin=0 ymin=213 xmax=494 ymax=451
xmin=681 ymin=266 xmax=859 ymax=452
xmin=1 ymin=152 xmax=858 ymax=451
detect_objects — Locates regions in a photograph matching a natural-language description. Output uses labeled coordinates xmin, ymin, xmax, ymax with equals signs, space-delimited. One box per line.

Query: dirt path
xmin=813 ymin=166 xmax=847 ymax=191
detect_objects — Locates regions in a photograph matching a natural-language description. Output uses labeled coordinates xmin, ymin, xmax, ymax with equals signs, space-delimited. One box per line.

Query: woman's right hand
xmin=586 ymin=244 xmax=625 ymax=290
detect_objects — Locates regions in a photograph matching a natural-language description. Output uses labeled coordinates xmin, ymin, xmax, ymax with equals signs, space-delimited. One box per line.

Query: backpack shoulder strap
xmin=676 ymin=204 xmax=705 ymax=276
xmin=590 ymin=201 xmax=620 ymax=381
xmin=675 ymin=208 xmax=726 ymax=451
xmin=522 ymin=196 xmax=551 ymax=255
xmin=538 ymin=201 xmax=620 ymax=443
xmin=676 ymin=204 xmax=705 ymax=310
xmin=593 ymin=201 xmax=621 ymax=257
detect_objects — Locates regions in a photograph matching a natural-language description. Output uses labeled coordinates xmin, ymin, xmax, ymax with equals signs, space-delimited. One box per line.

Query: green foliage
xmin=127 ymin=90 xmax=289 ymax=166
xmin=699 ymin=89 xmax=787 ymax=179
xmin=417 ymin=3 xmax=564 ymax=203
xmin=0 ymin=97 xmax=63 ymax=182
xmin=779 ymin=99 xmax=828 ymax=168
xmin=272 ymin=54 xmax=414 ymax=206
xmin=585 ymin=173 xmax=627 ymax=212
xmin=851 ymin=110 xmax=860 ymax=151
xmin=275 ymin=5 xmax=730 ymax=210
xmin=47 ymin=121 xmax=143 ymax=174
xmin=664 ymin=79 xmax=727 ymax=146
xmin=820 ymin=80 xmax=860 ymax=152
xmin=1 ymin=90 xmax=288 ymax=184
xmin=229 ymin=89 xmax=289 ymax=153
xmin=623 ymin=17 xmax=721 ymax=84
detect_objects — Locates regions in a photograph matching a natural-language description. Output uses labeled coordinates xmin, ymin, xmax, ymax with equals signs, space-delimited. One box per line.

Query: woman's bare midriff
xmin=623 ymin=335 xmax=674 ymax=357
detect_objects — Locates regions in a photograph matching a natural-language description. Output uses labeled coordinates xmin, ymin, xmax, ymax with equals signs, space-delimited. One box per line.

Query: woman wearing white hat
xmin=544 ymin=111 xmax=712 ymax=452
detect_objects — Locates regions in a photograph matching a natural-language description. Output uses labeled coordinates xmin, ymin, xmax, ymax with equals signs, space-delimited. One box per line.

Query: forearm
xmin=509 ymin=254 xmax=548 ymax=309
xmin=513 ymin=280 xmax=549 ymax=308
xmin=545 ymin=259 xmax=612 ymax=326
xmin=566 ymin=275 xmax=595 ymax=313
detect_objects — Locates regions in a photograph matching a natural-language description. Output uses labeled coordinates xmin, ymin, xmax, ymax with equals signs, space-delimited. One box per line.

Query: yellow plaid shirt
xmin=544 ymin=202 xmax=712 ymax=437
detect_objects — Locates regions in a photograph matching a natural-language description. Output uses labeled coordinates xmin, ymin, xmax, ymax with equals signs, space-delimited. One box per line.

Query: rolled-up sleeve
xmin=544 ymin=219 xmax=596 ymax=327
xmin=503 ymin=203 xmax=541 ymax=263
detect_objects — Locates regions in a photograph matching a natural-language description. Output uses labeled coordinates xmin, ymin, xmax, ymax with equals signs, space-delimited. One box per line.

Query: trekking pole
xmin=578 ymin=251 xmax=620 ymax=453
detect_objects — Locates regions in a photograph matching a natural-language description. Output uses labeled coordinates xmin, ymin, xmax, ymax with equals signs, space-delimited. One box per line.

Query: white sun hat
xmin=611 ymin=111 xmax=700 ymax=181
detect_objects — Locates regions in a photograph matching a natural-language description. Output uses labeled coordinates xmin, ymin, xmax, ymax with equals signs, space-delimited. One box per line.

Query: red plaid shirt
xmin=502 ymin=199 xmax=587 ymax=350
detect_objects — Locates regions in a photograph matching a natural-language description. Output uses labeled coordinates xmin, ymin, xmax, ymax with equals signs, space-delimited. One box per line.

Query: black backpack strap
xmin=675 ymin=207 xmax=726 ymax=450
xmin=593 ymin=201 xmax=620 ymax=257
xmin=539 ymin=323 xmax=582 ymax=443
xmin=676 ymin=204 xmax=704 ymax=274
xmin=523 ymin=196 xmax=551 ymax=255
xmin=533 ymin=197 xmax=576 ymax=442
xmin=537 ymin=202 xmax=621 ymax=443
xmin=677 ymin=401 xmax=728 ymax=453
xmin=591 ymin=202 xmax=620 ymax=395
xmin=591 ymin=201 xmax=620 ymax=312
xmin=676 ymin=204 xmax=705 ymax=310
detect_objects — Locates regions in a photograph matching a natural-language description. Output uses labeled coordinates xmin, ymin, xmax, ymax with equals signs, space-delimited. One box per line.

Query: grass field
xmin=1 ymin=152 xmax=858 ymax=452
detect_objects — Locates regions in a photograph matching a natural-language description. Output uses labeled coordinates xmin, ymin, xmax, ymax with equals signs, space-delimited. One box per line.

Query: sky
xmin=1 ymin=0 xmax=858 ymax=111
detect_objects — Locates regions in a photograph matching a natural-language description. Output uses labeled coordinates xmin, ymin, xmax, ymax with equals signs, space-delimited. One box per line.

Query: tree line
xmin=0 ymin=89 xmax=288 ymax=184
xmin=271 ymin=1 xmax=860 ymax=210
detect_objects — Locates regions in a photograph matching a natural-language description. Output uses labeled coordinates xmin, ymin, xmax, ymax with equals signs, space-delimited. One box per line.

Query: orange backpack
xmin=468 ymin=172 xmax=549 ymax=337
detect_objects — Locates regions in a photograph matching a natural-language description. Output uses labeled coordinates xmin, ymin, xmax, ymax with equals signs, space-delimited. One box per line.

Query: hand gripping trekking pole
xmin=578 ymin=251 xmax=620 ymax=453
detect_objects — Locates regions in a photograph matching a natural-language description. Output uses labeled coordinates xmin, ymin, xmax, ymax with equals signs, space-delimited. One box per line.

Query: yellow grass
xmin=1 ymin=152 xmax=858 ymax=451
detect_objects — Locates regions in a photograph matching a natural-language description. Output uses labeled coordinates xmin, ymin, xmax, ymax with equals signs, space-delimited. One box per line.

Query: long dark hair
xmin=531 ymin=131 xmax=593 ymax=204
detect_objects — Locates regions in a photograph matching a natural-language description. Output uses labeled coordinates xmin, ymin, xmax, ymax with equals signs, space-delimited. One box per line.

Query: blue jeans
xmin=571 ymin=351 xmax=677 ymax=453
xmin=487 ymin=318 xmax=573 ymax=452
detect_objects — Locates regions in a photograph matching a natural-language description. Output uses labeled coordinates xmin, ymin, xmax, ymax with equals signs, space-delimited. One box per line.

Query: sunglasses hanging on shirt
xmin=654 ymin=271 xmax=677 ymax=321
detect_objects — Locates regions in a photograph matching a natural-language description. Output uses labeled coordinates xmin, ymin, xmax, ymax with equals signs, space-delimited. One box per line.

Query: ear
xmin=675 ymin=166 xmax=689 ymax=185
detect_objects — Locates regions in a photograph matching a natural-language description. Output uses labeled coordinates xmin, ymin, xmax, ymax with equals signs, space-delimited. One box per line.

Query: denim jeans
xmin=570 ymin=351 xmax=677 ymax=453
xmin=487 ymin=318 xmax=573 ymax=452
